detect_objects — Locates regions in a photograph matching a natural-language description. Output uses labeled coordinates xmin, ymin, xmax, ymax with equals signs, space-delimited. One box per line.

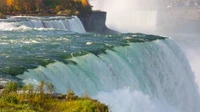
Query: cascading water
xmin=107 ymin=10 xmax=158 ymax=33
xmin=169 ymin=34 xmax=200 ymax=93
xmin=15 ymin=34 xmax=200 ymax=112
xmin=89 ymin=1 xmax=200 ymax=110
xmin=0 ymin=16 xmax=86 ymax=33
xmin=0 ymin=5 xmax=200 ymax=112
xmin=89 ymin=0 xmax=158 ymax=33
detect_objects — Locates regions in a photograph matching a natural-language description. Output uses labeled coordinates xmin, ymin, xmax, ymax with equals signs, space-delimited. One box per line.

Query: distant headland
xmin=0 ymin=0 xmax=92 ymax=17
xmin=0 ymin=0 xmax=116 ymax=34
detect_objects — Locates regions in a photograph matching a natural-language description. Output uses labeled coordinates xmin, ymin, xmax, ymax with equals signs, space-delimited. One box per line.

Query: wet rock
xmin=0 ymin=85 xmax=4 ymax=89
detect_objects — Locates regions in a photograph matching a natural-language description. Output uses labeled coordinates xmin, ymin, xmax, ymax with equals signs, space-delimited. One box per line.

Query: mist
xmin=89 ymin=0 xmax=200 ymax=93
xmin=89 ymin=0 xmax=161 ymax=33
xmin=89 ymin=0 xmax=200 ymax=34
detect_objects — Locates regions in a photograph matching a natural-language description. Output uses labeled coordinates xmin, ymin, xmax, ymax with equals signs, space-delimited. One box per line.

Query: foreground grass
xmin=0 ymin=92 xmax=108 ymax=112
xmin=0 ymin=82 xmax=108 ymax=112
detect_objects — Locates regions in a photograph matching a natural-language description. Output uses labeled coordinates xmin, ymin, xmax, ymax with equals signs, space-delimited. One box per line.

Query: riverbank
xmin=0 ymin=81 xmax=109 ymax=112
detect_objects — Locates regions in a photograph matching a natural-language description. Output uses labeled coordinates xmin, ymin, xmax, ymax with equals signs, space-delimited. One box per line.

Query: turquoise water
xmin=0 ymin=17 xmax=200 ymax=112
xmin=0 ymin=30 xmax=164 ymax=76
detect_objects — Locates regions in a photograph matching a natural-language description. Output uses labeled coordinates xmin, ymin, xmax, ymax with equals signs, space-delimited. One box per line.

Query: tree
xmin=3 ymin=81 xmax=18 ymax=93
xmin=35 ymin=0 xmax=45 ymax=11
xmin=81 ymin=0 xmax=89 ymax=6
xmin=0 ymin=0 xmax=6 ymax=13
xmin=27 ymin=84 xmax=34 ymax=94
xmin=55 ymin=5 xmax=64 ymax=12
xmin=6 ymin=0 xmax=15 ymax=12
xmin=46 ymin=82 xmax=54 ymax=94
xmin=6 ymin=0 xmax=14 ymax=6
xmin=20 ymin=0 xmax=31 ymax=12
xmin=37 ymin=80 xmax=44 ymax=94
xmin=66 ymin=89 xmax=78 ymax=101
xmin=22 ymin=83 xmax=34 ymax=94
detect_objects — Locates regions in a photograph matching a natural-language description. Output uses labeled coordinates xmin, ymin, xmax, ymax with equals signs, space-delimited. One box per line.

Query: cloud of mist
xmin=89 ymin=0 xmax=159 ymax=33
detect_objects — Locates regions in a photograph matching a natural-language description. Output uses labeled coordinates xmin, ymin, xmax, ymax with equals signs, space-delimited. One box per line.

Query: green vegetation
xmin=0 ymin=81 xmax=109 ymax=112
xmin=0 ymin=12 xmax=5 ymax=18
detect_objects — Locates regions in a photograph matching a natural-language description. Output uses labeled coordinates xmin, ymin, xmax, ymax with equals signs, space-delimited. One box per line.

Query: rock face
xmin=79 ymin=11 xmax=117 ymax=34
xmin=0 ymin=85 xmax=3 ymax=89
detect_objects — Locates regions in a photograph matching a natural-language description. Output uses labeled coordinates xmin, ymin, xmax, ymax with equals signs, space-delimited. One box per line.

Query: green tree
xmin=66 ymin=89 xmax=78 ymax=101
xmin=3 ymin=81 xmax=18 ymax=93
xmin=37 ymin=80 xmax=44 ymax=94
xmin=22 ymin=83 xmax=34 ymax=95
xmin=27 ymin=83 xmax=34 ymax=94
xmin=46 ymin=82 xmax=54 ymax=94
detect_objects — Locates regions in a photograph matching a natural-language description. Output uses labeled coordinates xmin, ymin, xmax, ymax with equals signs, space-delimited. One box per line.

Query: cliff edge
xmin=79 ymin=11 xmax=117 ymax=34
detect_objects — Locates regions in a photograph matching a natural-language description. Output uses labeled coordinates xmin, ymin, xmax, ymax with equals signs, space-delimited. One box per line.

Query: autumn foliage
xmin=0 ymin=0 xmax=92 ymax=16
xmin=2 ymin=0 xmax=44 ymax=13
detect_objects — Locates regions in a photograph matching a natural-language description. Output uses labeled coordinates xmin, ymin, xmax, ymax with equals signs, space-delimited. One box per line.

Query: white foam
xmin=94 ymin=88 xmax=179 ymax=112
xmin=0 ymin=16 xmax=86 ymax=33
xmin=89 ymin=0 xmax=158 ymax=33
xmin=18 ymin=39 xmax=200 ymax=112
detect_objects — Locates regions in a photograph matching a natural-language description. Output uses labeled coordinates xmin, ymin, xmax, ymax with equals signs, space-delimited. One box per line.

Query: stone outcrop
xmin=0 ymin=85 xmax=3 ymax=89
xmin=79 ymin=11 xmax=117 ymax=34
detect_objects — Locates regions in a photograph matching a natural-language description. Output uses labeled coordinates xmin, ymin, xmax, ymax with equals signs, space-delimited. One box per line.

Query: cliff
xmin=79 ymin=11 xmax=117 ymax=34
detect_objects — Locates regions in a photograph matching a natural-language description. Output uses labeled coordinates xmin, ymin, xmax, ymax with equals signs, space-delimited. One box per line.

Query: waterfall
xmin=170 ymin=34 xmax=200 ymax=93
xmin=105 ymin=10 xmax=157 ymax=33
xmin=0 ymin=16 xmax=86 ymax=33
xmin=17 ymin=39 xmax=200 ymax=112
xmin=89 ymin=0 xmax=158 ymax=33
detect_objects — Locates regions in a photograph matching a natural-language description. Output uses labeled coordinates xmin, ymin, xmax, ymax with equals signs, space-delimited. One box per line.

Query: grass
xmin=0 ymin=81 xmax=109 ymax=112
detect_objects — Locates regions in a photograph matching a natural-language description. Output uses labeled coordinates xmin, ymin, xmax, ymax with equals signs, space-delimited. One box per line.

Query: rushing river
xmin=0 ymin=16 xmax=200 ymax=112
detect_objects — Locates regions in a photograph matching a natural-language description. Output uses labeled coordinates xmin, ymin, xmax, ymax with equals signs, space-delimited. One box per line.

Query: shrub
xmin=55 ymin=5 xmax=64 ymax=12
xmin=66 ymin=89 xmax=78 ymax=101
xmin=74 ymin=10 xmax=80 ymax=15
xmin=37 ymin=80 xmax=44 ymax=94
xmin=59 ymin=99 xmax=109 ymax=112
xmin=0 ymin=81 xmax=109 ymax=111
xmin=0 ymin=12 xmax=3 ymax=17
xmin=46 ymin=82 xmax=54 ymax=94
xmin=3 ymin=81 xmax=18 ymax=94
xmin=4 ymin=95 xmax=19 ymax=104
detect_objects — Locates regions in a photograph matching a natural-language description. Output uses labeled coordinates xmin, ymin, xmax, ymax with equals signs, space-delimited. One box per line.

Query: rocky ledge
xmin=79 ymin=11 xmax=117 ymax=34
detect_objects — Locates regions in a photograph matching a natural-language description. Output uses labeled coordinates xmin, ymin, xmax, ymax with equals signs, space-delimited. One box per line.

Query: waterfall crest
xmin=18 ymin=39 xmax=200 ymax=112
xmin=0 ymin=16 xmax=86 ymax=33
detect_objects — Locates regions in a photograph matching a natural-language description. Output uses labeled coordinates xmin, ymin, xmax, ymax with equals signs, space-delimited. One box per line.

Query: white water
xmin=94 ymin=88 xmax=179 ymax=112
xmin=89 ymin=0 xmax=158 ymax=33
xmin=18 ymin=39 xmax=200 ymax=112
xmin=0 ymin=16 xmax=86 ymax=33
xmin=169 ymin=34 xmax=200 ymax=93
xmin=89 ymin=1 xmax=200 ymax=111
xmin=106 ymin=10 xmax=157 ymax=33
